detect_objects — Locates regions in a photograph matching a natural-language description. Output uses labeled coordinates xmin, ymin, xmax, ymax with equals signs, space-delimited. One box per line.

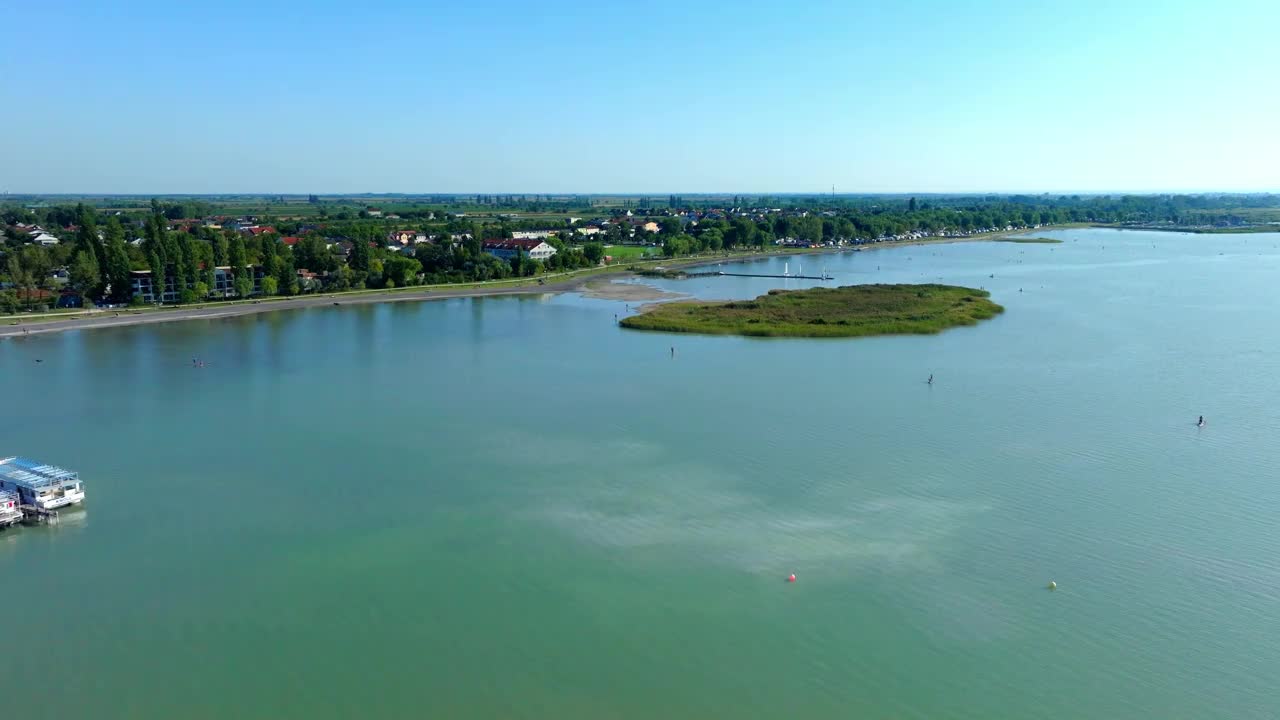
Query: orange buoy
xmin=787 ymin=574 xmax=797 ymax=583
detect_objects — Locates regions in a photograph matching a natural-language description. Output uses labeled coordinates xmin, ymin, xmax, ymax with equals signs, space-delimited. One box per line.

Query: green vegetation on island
xmin=995 ymin=236 xmax=1063 ymax=243
xmin=619 ymin=284 xmax=1003 ymax=338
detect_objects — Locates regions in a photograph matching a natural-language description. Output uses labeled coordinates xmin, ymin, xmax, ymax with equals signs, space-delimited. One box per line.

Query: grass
xmin=995 ymin=236 xmax=1063 ymax=243
xmin=620 ymin=284 xmax=1003 ymax=338
xmin=603 ymin=245 xmax=658 ymax=259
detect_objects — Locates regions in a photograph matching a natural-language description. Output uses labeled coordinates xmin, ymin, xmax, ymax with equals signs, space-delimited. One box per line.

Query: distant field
xmin=602 ymin=245 xmax=658 ymax=259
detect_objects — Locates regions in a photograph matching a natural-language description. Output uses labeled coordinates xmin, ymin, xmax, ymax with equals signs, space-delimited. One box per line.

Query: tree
xmin=193 ymin=242 xmax=215 ymax=292
xmin=383 ymin=255 xmax=422 ymax=286
xmin=176 ymin=232 xmax=199 ymax=293
xmin=260 ymin=275 xmax=279 ymax=296
xmin=72 ymin=205 xmax=103 ymax=297
xmin=102 ymin=217 xmax=133 ymax=302
xmin=583 ymin=242 xmax=605 ymax=264
xmin=909 ymin=197 xmax=918 ymax=212
xmin=6 ymin=255 xmax=33 ymax=309
xmin=701 ymin=228 xmax=724 ymax=252
xmin=69 ymin=251 xmax=100 ymax=296
xmin=0 ymin=289 xmax=19 ymax=314
xmin=662 ymin=234 xmax=693 ymax=257
xmin=274 ymin=246 xmax=296 ymax=295
xmin=349 ymin=238 xmax=370 ymax=272
xmin=295 ymin=236 xmax=336 ymax=273
xmin=147 ymin=249 xmax=167 ymax=303
xmin=234 ymin=275 xmax=253 ymax=299
xmin=228 ymin=235 xmax=247 ymax=272
xmin=76 ymin=204 xmax=106 ymax=270
xmin=260 ymin=237 xmax=278 ymax=278
xmin=193 ymin=281 xmax=210 ymax=300
xmin=212 ymin=233 xmax=229 ymax=266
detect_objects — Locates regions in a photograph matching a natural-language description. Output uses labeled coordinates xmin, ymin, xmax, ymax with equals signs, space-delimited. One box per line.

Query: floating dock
xmin=0 ymin=490 xmax=21 ymax=528
xmin=686 ymin=261 xmax=833 ymax=281
xmin=0 ymin=457 xmax=84 ymax=528
xmin=713 ymin=271 xmax=833 ymax=280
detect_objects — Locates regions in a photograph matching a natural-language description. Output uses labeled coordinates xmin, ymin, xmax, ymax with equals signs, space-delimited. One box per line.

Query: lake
xmin=3 ymin=228 xmax=1280 ymax=719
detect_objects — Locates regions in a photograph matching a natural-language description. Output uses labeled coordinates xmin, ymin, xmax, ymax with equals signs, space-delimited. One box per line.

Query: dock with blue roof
xmin=0 ymin=456 xmax=85 ymax=526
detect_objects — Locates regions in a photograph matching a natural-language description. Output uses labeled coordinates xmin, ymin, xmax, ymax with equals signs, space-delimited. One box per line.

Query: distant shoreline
xmin=0 ymin=228 xmax=1052 ymax=339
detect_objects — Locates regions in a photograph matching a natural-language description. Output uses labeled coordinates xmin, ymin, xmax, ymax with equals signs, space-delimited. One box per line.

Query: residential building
xmin=482 ymin=239 xmax=557 ymax=262
xmin=296 ymin=269 xmax=321 ymax=291
xmin=130 ymin=269 xmax=178 ymax=303
xmin=32 ymin=232 xmax=60 ymax=246
xmin=387 ymin=230 xmax=428 ymax=245
xmin=512 ymin=230 xmax=554 ymax=240
xmin=131 ymin=266 xmax=260 ymax=303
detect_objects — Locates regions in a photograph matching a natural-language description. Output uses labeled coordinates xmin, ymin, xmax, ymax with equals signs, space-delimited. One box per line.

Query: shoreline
xmin=0 ymin=229 xmax=1046 ymax=339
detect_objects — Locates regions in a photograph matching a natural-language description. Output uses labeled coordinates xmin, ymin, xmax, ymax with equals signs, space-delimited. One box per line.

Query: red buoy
xmin=787 ymin=574 xmax=797 ymax=583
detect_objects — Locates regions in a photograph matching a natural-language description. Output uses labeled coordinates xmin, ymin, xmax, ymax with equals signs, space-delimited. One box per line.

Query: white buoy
xmin=1047 ymin=581 xmax=1057 ymax=591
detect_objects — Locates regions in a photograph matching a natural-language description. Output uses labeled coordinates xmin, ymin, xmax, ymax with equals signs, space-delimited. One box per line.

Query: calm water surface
xmin=3 ymin=228 xmax=1280 ymax=718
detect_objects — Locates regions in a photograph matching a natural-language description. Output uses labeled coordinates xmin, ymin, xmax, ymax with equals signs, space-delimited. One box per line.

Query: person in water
xmin=1198 ymin=415 xmax=1205 ymax=427
xmin=927 ymin=374 xmax=933 ymax=385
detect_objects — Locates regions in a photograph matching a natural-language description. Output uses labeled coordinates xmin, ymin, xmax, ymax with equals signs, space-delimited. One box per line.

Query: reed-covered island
xmin=620 ymin=284 xmax=1003 ymax=337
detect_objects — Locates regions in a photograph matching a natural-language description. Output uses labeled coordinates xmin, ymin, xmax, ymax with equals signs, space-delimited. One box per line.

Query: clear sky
xmin=3 ymin=0 xmax=1277 ymax=194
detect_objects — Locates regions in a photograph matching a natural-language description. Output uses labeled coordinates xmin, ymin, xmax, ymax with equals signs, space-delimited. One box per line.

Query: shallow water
xmin=3 ymin=228 xmax=1280 ymax=719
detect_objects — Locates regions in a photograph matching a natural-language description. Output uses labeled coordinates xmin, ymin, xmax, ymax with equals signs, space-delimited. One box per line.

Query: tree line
xmin=1 ymin=206 xmax=607 ymax=311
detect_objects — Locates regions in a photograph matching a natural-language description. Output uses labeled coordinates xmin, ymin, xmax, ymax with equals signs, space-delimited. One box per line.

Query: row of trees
xmin=2 ymin=207 xmax=609 ymax=310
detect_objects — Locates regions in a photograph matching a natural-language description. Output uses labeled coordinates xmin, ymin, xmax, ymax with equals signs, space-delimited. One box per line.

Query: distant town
xmin=2 ymin=193 xmax=1278 ymax=313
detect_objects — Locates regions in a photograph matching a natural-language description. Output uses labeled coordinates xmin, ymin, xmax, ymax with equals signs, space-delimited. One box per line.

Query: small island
xmin=620 ymin=284 xmax=1003 ymax=338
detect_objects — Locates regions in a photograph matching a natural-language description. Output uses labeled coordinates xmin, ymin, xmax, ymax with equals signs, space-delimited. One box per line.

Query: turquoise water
xmin=3 ymin=228 xmax=1280 ymax=718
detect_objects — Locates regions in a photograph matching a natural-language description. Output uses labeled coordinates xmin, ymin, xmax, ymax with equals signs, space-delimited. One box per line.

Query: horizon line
xmin=5 ymin=189 xmax=1280 ymax=198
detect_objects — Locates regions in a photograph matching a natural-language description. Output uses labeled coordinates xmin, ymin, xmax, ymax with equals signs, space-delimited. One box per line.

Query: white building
xmin=482 ymin=239 xmax=557 ymax=262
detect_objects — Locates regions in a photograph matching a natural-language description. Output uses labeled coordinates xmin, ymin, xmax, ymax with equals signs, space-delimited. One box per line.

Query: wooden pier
xmin=713 ymin=271 xmax=833 ymax=280
xmin=18 ymin=504 xmax=59 ymax=525
xmin=685 ymin=271 xmax=833 ymax=280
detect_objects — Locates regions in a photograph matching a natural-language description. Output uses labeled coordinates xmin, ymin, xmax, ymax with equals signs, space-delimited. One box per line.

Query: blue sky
xmin=2 ymin=0 xmax=1277 ymax=193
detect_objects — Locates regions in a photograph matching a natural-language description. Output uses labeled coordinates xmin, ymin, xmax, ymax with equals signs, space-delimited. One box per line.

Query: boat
xmin=0 ymin=489 xmax=21 ymax=528
xmin=0 ymin=457 xmax=85 ymax=511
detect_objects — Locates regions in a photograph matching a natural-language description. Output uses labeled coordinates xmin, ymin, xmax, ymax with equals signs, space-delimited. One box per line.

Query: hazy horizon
xmin=4 ymin=0 xmax=1277 ymax=194
xmin=5 ymin=189 xmax=1280 ymax=199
